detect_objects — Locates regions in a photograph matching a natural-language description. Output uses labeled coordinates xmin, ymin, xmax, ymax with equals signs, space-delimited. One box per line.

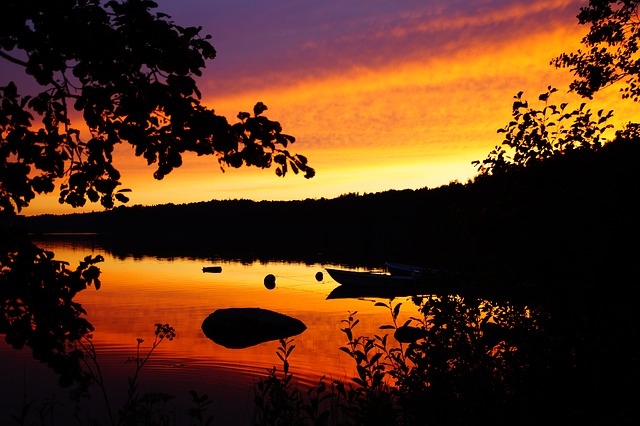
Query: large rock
xmin=201 ymin=307 xmax=307 ymax=349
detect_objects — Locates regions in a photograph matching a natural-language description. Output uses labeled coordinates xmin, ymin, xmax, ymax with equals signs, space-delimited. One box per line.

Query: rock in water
xmin=201 ymin=307 xmax=307 ymax=349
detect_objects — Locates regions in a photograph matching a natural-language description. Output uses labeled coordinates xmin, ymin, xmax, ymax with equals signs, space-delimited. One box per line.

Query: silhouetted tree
xmin=1 ymin=0 xmax=313 ymax=387
xmin=553 ymin=0 xmax=640 ymax=101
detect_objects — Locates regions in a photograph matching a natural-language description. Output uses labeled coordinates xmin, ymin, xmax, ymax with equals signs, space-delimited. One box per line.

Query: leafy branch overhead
xmin=0 ymin=0 xmax=314 ymax=213
xmin=553 ymin=0 xmax=640 ymax=101
xmin=473 ymin=87 xmax=613 ymax=175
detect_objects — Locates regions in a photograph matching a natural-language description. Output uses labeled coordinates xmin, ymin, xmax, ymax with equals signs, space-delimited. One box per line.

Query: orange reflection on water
xmin=1 ymin=240 xmax=423 ymax=424
xmin=42 ymin=241 xmax=416 ymax=388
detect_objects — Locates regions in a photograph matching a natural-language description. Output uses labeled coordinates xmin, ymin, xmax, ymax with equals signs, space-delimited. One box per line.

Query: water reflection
xmin=0 ymin=237 xmax=415 ymax=424
xmin=327 ymin=284 xmax=431 ymax=300
xmin=3 ymin=236 xmax=627 ymax=424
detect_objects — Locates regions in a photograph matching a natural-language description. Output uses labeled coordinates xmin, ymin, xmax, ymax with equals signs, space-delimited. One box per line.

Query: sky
xmin=7 ymin=0 xmax=640 ymax=215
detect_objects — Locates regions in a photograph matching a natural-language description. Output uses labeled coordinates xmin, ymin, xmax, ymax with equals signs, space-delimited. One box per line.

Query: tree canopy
xmin=553 ymin=0 xmax=640 ymax=100
xmin=0 ymin=0 xmax=314 ymax=214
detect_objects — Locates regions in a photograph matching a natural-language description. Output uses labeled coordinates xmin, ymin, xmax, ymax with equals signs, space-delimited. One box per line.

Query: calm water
xmin=1 ymin=238 xmax=420 ymax=425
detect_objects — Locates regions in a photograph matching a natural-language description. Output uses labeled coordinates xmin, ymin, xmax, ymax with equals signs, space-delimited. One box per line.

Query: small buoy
xmin=264 ymin=274 xmax=276 ymax=289
xmin=315 ymin=271 xmax=323 ymax=282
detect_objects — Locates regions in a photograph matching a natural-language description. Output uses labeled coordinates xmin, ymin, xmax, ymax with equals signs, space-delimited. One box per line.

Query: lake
xmin=0 ymin=237 xmax=421 ymax=425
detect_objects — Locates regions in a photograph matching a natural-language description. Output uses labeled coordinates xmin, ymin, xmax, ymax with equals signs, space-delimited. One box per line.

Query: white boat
xmin=324 ymin=267 xmax=416 ymax=287
xmin=384 ymin=261 xmax=426 ymax=276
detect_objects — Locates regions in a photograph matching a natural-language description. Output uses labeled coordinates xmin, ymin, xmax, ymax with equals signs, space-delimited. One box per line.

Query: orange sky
xmin=14 ymin=0 xmax=640 ymax=215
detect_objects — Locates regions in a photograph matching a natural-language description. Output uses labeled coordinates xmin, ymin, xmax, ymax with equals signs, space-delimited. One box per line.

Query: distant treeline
xmin=20 ymin=136 xmax=640 ymax=289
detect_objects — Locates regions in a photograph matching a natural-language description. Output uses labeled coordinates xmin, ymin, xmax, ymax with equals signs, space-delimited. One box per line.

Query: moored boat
xmin=324 ymin=267 xmax=415 ymax=287
xmin=384 ymin=261 xmax=426 ymax=276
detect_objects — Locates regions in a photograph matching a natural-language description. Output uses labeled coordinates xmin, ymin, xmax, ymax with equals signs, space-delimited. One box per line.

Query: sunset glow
xmin=8 ymin=0 xmax=640 ymax=215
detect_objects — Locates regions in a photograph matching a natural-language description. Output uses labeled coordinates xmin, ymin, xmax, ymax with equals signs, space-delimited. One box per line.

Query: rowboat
xmin=384 ymin=261 xmax=426 ymax=276
xmin=324 ymin=267 xmax=416 ymax=287
xmin=385 ymin=262 xmax=450 ymax=280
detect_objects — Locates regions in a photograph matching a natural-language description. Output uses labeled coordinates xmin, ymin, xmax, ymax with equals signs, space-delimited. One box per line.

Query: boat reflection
xmin=325 ymin=267 xmax=417 ymax=287
xmin=326 ymin=284 xmax=432 ymax=300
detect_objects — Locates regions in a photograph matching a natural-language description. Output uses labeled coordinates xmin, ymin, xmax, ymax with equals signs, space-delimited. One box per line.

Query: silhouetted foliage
xmin=473 ymin=86 xmax=613 ymax=175
xmin=385 ymin=297 xmax=556 ymax=425
xmin=252 ymin=338 xmax=306 ymax=426
xmin=251 ymin=286 xmax=638 ymax=426
xmin=553 ymin=0 xmax=640 ymax=100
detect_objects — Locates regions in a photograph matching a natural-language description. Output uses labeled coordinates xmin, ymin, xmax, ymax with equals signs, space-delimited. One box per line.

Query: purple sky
xmin=154 ymin=0 xmax=585 ymax=95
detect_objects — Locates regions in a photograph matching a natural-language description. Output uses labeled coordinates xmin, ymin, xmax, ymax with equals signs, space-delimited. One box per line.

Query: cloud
xmin=200 ymin=0 xmax=585 ymax=93
xmin=203 ymin=20 xmax=587 ymax=157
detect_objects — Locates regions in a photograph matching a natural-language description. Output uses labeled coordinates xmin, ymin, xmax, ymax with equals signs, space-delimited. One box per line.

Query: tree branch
xmin=0 ymin=50 xmax=28 ymax=67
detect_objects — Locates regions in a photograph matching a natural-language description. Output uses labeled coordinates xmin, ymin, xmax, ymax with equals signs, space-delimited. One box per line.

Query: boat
xmin=324 ymin=267 xmax=416 ymax=288
xmin=325 ymin=266 xmax=459 ymax=300
xmin=385 ymin=261 xmax=426 ymax=276
xmin=385 ymin=262 xmax=450 ymax=279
